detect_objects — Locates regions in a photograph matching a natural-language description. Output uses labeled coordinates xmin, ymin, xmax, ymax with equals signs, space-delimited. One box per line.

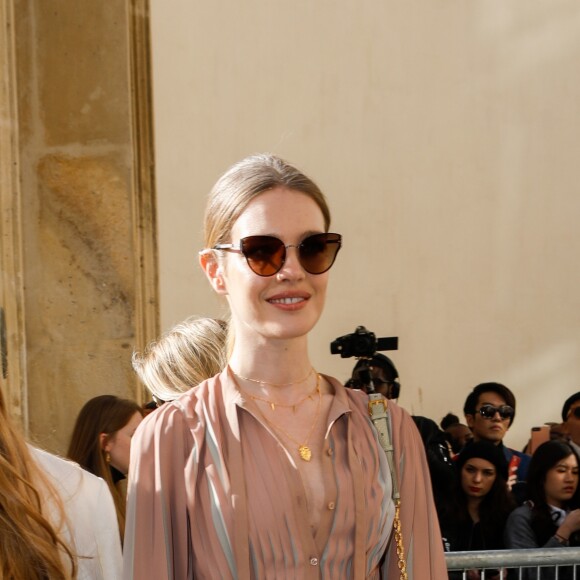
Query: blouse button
xmin=310 ymin=557 xmax=319 ymax=566
xmin=328 ymin=501 xmax=335 ymax=510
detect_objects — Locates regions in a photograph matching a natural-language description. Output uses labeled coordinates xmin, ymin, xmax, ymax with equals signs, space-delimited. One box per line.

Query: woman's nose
xmin=276 ymin=247 xmax=306 ymax=281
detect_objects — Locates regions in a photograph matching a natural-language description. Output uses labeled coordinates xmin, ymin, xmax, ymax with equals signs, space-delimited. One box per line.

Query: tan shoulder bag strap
xmin=368 ymin=393 xmax=408 ymax=580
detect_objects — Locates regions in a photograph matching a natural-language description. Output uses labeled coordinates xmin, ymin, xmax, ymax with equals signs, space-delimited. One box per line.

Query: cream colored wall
xmin=151 ymin=1 xmax=580 ymax=450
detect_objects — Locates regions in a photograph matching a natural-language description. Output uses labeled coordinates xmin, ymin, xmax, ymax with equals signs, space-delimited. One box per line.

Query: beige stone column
xmin=1 ymin=0 xmax=158 ymax=454
xmin=1 ymin=0 xmax=28 ymax=432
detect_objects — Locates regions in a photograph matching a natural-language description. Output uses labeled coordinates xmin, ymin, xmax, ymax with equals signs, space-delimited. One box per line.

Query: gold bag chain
xmin=368 ymin=394 xmax=408 ymax=580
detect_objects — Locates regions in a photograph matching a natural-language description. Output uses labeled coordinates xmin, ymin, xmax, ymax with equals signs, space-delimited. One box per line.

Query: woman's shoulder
xmin=323 ymin=375 xmax=417 ymax=440
xmin=507 ymin=503 xmax=533 ymax=524
xmin=325 ymin=375 xmax=375 ymax=418
xmin=29 ymin=446 xmax=123 ymax=575
xmin=29 ymin=446 xmax=114 ymax=516
xmin=30 ymin=445 xmax=86 ymax=491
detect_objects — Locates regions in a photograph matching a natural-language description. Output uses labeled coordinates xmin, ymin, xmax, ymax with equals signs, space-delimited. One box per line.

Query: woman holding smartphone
xmin=124 ymin=154 xmax=446 ymax=579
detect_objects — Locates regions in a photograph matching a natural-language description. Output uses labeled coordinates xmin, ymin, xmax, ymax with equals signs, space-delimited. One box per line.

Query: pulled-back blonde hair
xmin=0 ymin=388 xmax=77 ymax=579
xmin=203 ymin=153 xmax=331 ymax=249
xmin=133 ymin=316 xmax=228 ymax=402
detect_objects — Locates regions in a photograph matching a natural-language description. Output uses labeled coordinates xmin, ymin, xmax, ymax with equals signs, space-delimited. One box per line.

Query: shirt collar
xmin=549 ymin=505 xmax=567 ymax=526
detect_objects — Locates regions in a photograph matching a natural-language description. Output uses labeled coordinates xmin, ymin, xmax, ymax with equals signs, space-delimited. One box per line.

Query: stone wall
xmin=0 ymin=0 xmax=158 ymax=454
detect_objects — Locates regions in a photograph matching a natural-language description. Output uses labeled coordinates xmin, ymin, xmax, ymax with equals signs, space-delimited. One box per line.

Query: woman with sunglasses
xmin=504 ymin=440 xmax=580 ymax=579
xmin=438 ymin=441 xmax=515 ymax=579
xmin=124 ymin=154 xmax=446 ymax=579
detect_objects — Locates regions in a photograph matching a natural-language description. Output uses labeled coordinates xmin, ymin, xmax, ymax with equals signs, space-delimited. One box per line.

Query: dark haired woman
xmin=68 ymin=394 xmax=143 ymax=542
xmin=504 ymin=440 xmax=580 ymax=579
xmin=439 ymin=441 xmax=515 ymax=579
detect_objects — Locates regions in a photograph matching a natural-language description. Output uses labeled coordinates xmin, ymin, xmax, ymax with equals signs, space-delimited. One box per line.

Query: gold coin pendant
xmin=299 ymin=445 xmax=312 ymax=461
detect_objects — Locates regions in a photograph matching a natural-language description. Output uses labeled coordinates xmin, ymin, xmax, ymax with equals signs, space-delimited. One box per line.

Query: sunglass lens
xmin=573 ymin=408 xmax=580 ymax=419
xmin=499 ymin=405 xmax=514 ymax=419
xmin=240 ymin=233 xmax=342 ymax=276
xmin=479 ymin=404 xmax=514 ymax=420
xmin=241 ymin=236 xmax=285 ymax=276
xmin=479 ymin=405 xmax=496 ymax=419
xmin=299 ymin=233 xmax=342 ymax=275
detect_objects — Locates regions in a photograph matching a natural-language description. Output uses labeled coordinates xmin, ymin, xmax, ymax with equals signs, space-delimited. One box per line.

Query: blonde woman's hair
xmin=203 ymin=153 xmax=331 ymax=250
xmin=132 ymin=316 xmax=228 ymax=402
xmin=0 ymin=388 xmax=77 ymax=579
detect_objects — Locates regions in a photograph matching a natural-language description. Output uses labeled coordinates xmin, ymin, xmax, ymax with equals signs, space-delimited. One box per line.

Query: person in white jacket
xmin=32 ymin=446 xmax=123 ymax=579
xmin=1 ymin=386 xmax=122 ymax=579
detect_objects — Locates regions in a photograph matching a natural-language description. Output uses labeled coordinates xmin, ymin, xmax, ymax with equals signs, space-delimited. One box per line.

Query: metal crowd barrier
xmin=445 ymin=547 xmax=580 ymax=579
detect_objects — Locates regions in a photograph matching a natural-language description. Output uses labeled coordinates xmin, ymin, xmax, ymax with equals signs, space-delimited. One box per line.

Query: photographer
xmin=343 ymin=329 xmax=454 ymax=514
xmin=348 ymin=353 xmax=401 ymax=400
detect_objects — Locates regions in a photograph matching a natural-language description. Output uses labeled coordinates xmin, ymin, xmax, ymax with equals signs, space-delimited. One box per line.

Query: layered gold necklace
xmin=238 ymin=380 xmax=319 ymax=412
xmin=230 ymin=367 xmax=322 ymax=461
xmin=232 ymin=366 xmax=314 ymax=388
xmin=261 ymin=374 xmax=322 ymax=461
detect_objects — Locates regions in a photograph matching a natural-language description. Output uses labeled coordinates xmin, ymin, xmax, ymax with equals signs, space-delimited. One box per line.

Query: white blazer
xmin=31 ymin=446 xmax=123 ymax=580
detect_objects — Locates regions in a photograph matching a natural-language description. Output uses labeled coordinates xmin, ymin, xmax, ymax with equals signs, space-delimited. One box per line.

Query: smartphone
xmin=530 ymin=425 xmax=550 ymax=454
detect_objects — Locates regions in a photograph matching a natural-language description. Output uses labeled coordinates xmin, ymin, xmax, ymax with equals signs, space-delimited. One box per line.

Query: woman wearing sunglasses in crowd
xmin=504 ymin=440 xmax=580 ymax=580
xmin=123 ymin=154 xmax=446 ymax=579
xmin=438 ymin=441 xmax=515 ymax=579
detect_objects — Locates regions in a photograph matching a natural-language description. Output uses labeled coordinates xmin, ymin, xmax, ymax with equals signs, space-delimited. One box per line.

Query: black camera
xmin=330 ymin=325 xmax=398 ymax=359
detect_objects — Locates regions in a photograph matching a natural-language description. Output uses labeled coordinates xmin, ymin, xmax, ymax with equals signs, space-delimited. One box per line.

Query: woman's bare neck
xmin=230 ymin=338 xmax=311 ymax=378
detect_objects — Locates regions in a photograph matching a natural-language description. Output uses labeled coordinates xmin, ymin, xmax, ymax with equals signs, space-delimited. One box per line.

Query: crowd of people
xmin=1 ymin=154 xmax=579 ymax=579
xmin=351 ymin=353 xmax=580 ymax=578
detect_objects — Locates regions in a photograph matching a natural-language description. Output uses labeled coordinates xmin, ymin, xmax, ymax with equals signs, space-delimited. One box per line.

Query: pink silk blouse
xmin=123 ymin=370 xmax=446 ymax=579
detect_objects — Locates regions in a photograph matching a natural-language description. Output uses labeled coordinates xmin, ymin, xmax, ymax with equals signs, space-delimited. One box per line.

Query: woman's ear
xmin=199 ymin=250 xmax=228 ymax=295
xmin=99 ymin=432 xmax=110 ymax=452
xmin=465 ymin=414 xmax=475 ymax=430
